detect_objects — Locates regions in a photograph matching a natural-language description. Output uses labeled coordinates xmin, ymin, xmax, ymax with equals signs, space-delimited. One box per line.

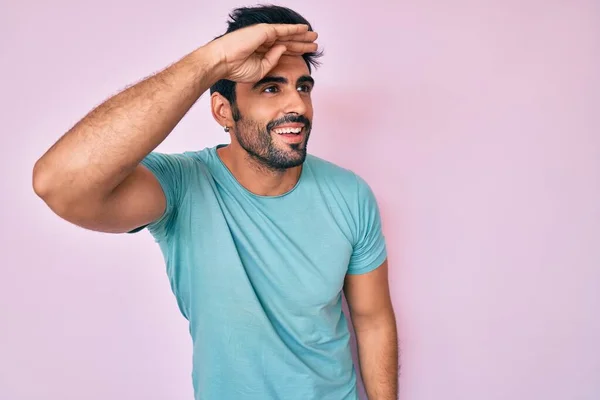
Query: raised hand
xmin=207 ymin=23 xmax=318 ymax=83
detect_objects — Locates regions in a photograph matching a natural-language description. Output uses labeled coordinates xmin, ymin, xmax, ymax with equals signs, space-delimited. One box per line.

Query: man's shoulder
xmin=305 ymin=153 xmax=371 ymax=191
xmin=141 ymin=147 xmax=213 ymax=172
xmin=304 ymin=154 xmax=381 ymax=216
xmin=306 ymin=153 xmax=356 ymax=179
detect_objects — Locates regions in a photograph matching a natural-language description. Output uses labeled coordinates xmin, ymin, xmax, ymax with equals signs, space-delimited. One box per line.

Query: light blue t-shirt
xmin=135 ymin=144 xmax=387 ymax=400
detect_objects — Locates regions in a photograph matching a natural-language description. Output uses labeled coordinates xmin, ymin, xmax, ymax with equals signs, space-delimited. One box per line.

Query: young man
xmin=33 ymin=5 xmax=399 ymax=400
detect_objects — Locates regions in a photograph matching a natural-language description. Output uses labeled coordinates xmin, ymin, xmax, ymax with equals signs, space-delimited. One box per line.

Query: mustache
xmin=267 ymin=114 xmax=311 ymax=132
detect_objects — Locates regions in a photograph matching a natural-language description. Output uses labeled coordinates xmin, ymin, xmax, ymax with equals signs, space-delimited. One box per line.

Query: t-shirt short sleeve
xmin=347 ymin=174 xmax=388 ymax=275
xmin=128 ymin=152 xmax=188 ymax=241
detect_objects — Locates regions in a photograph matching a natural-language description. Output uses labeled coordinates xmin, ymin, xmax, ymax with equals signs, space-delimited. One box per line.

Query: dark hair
xmin=209 ymin=4 xmax=323 ymax=114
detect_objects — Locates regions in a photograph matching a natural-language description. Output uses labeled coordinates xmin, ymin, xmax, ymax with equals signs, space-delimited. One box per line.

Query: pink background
xmin=2 ymin=1 xmax=599 ymax=399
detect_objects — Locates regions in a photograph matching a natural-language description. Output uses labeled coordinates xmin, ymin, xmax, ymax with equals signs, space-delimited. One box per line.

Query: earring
xmin=224 ymin=126 xmax=230 ymax=133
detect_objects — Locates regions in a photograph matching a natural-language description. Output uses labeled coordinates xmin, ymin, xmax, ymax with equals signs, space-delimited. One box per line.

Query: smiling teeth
xmin=274 ymin=127 xmax=302 ymax=134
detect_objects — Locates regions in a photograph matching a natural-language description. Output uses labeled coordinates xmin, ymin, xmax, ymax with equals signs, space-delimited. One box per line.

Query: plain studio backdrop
xmin=1 ymin=1 xmax=599 ymax=399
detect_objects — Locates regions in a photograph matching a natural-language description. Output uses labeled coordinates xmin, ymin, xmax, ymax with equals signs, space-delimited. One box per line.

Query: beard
xmin=232 ymin=110 xmax=312 ymax=171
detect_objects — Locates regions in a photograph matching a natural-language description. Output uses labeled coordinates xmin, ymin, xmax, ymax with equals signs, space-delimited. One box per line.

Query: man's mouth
xmin=272 ymin=126 xmax=303 ymax=135
xmin=271 ymin=125 xmax=305 ymax=143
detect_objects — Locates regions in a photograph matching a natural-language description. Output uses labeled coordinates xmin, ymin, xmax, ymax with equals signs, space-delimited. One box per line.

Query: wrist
xmin=192 ymin=42 xmax=228 ymax=83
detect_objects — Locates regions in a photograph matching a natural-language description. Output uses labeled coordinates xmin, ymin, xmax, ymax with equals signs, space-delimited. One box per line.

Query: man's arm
xmin=32 ymin=45 xmax=222 ymax=233
xmin=344 ymin=259 xmax=399 ymax=400
xmin=31 ymin=23 xmax=317 ymax=233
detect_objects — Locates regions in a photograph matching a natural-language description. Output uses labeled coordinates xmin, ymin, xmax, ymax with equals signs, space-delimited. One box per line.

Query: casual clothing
xmin=132 ymin=144 xmax=387 ymax=399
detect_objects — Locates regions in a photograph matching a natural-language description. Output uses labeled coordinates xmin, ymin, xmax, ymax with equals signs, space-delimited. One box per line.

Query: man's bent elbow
xmin=32 ymin=160 xmax=84 ymax=219
xmin=32 ymin=158 xmax=57 ymax=200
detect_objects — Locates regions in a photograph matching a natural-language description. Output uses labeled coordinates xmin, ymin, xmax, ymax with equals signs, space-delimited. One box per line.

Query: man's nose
xmin=283 ymin=88 xmax=308 ymax=115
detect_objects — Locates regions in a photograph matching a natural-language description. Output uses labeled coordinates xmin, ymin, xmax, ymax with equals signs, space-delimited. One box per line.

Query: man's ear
xmin=211 ymin=92 xmax=234 ymax=129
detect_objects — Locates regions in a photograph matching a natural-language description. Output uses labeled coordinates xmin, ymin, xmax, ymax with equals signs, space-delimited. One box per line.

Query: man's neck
xmin=217 ymin=144 xmax=302 ymax=197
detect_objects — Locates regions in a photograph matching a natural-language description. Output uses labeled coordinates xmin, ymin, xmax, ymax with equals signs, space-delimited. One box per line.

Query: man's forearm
xmin=354 ymin=313 xmax=399 ymax=400
xmin=33 ymin=44 xmax=223 ymax=204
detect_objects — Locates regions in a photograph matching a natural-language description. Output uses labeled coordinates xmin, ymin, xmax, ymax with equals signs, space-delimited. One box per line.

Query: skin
xmin=211 ymin=55 xmax=314 ymax=196
xmin=214 ymin=54 xmax=399 ymax=399
xmin=32 ymin=21 xmax=398 ymax=399
xmin=344 ymin=259 xmax=399 ymax=400
xmin=32 ymin=23 xmax=317 ymax=233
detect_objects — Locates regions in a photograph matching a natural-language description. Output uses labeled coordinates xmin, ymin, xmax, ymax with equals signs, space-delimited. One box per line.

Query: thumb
xmin=260 ymin=44 xmax=286 ymax=75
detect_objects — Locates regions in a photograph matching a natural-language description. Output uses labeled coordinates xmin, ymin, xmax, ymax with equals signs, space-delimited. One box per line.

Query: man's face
xmin=231 ymin=56 xmax=314 ymax=171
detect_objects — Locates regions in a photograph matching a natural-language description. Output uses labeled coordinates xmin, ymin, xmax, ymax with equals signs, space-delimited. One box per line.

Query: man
xmin=33 ymin=5 xmax=398 ymax=400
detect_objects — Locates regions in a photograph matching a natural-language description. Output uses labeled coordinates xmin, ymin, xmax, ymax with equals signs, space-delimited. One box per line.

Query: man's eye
xmin=298 ymin=84 xmax=312 ymax=93
xmin=263 ymin=86 xmax=279 ymax=93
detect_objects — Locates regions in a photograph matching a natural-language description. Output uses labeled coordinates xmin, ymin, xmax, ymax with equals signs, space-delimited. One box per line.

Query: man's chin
xmin=270 ymin=150 xmax=307 ymax=170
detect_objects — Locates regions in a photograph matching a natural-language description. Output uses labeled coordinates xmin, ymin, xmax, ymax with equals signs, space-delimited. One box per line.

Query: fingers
xmin=261 ymin=44 xmax=287 ymax=74
xmin=277 ymin=31 xmax=318 ymax=43
xmin=261 ymin=23 xmax=314 ymax=45
xmin=278 ymin=41 xmax=319 ymax=54
xmin=257 ymin=41 xmax=318 ymax=55
xmin=268 ymin=23 xmax=310 ymax=37
xmin=252 ymin=24 xmax=319 ymax=62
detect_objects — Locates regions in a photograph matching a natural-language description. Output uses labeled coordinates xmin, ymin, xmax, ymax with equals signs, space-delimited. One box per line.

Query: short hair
xmin=209 ymin=4 xmax=323 ymax=111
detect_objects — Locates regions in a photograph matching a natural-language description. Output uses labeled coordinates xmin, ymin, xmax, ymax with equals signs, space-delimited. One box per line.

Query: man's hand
xmin=33 ymin=22 xmax=318 ymax=233
xmin=207 ymin=23 xmax=318 ymax=83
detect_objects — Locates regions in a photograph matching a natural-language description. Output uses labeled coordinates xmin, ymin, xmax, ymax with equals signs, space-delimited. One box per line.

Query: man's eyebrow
xmin=251 ymin=75 xmax=315 ymax=90
xmin=297 ymin=75 xmax=315 ymax=86
xmin=252 ymin=76 xmax=288 ymax=90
